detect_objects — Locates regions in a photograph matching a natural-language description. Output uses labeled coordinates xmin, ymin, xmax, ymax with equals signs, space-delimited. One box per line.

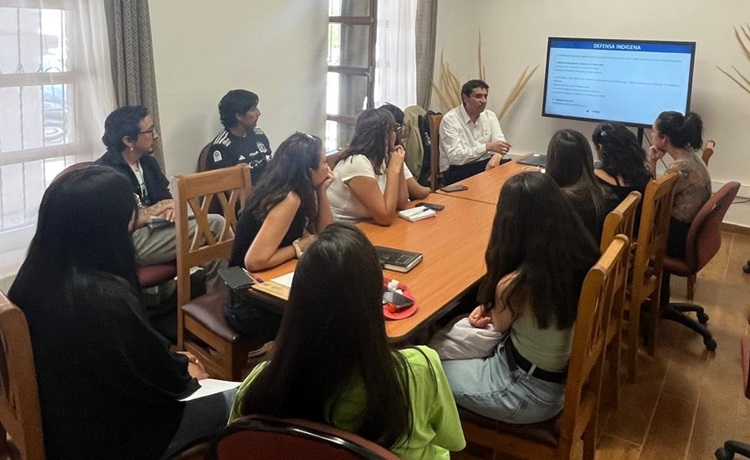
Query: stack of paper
xmin=398 ymin=206 xmax=437 ymax=222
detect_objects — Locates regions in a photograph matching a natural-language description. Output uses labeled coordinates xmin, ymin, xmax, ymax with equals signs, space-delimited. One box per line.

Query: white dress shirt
xmin=438 ymin=104 xmax=505 ymax=172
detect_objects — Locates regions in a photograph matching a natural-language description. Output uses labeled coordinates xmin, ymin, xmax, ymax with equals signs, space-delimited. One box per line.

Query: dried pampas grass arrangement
xmin=717 ymin=24 xmax=750 ymax=96
xmin=432 ymin=32 xmax=538 ymax=121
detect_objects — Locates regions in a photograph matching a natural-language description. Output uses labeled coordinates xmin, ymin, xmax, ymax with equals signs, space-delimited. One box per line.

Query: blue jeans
xmin=442 ymin=339 xmax=565 ymax=424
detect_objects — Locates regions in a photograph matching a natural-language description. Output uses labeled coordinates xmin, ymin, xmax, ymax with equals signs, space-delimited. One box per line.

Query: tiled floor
xmin=457 ymin=231 xmax=750 ymax=460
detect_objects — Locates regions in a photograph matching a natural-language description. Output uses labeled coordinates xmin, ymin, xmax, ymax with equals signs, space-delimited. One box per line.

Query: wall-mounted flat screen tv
xmin=542 ymin=37 xmax=696 ymax=128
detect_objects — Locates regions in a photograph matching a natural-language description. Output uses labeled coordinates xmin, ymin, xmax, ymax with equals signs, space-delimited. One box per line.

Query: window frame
xmin=326 ymin=0 xmax=378 ymax=148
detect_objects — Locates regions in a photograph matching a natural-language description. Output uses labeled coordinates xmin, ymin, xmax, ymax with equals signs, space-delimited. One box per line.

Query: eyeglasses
xmin=139 ymin=126 xmax=158 ymax=136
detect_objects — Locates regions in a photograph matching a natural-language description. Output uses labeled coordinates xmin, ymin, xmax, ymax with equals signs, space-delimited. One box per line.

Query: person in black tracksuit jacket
xmin=205 ymin=89 xmax=272 ymax=184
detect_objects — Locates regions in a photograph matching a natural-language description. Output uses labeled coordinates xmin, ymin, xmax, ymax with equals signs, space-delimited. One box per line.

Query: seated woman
xmin=648 ymin=111 xmax=711 ymax=259
xmin=231 ymin=223 xmax=466 ymax=459
xmin=546 ymin=128 xmax=619 ymax=242
xmin=430 ymin=172 xmax=600 ymax=424
xmin=592 ymin=121 xmax=653 ymax=201
xmin=327 ymin=108 xmax=409 ymax=225
xmin=8 ymin=166 xmax=234 ymax=459
xmin=227 ymin=132 xmax=334 ymax=343
xmin=379 ymin=103 xmax=432 ymax=200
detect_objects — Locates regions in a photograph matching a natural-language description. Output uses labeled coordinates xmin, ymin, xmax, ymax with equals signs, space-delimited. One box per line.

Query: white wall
xmin=149 ymin=0 xmax=328 ymax=177
xmin=433 ymin=0 xmax=750 ymax=223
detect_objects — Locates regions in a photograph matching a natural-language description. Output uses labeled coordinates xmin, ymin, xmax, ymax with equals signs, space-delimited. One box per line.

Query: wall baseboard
xmin=722 ymin=222 xmax=750 ymax=236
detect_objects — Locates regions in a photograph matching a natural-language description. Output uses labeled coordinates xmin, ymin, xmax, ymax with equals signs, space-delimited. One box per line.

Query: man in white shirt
xmin=439 ymin=79 xmax=512 ymax=185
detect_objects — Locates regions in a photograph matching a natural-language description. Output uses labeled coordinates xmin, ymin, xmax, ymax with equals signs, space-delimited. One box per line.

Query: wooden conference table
xmin=250 ymin=161 xmax=526 ymax=343
xmin=435 ymin=159 xmax=535 ymax=205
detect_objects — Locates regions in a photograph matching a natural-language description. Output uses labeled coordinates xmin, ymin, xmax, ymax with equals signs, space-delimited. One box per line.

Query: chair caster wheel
xmin=705 ymin=337 xmax=717 ymax=352
xmin=697 ymin=311 xmax=710 ymax=324
xmin=715 ymin=447 xmax=734 ymax=459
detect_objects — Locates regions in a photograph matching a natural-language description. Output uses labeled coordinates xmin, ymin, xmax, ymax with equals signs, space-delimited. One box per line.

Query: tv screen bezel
xmin=541 ymin=37 xmax=697 ymax=128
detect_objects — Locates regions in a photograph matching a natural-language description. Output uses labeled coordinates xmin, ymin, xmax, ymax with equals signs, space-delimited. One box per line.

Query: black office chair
xmin=714 ymin=321 xmax=750 ymax=459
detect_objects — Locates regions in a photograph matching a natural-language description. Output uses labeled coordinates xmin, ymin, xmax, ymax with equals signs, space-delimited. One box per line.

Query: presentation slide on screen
xmin=543 ymin=40 xmax=694 ymax=126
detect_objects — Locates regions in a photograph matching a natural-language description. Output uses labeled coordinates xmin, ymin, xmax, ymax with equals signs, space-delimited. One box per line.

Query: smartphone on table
xmin=440 ymin=183 xmax=468 ymax=193
xmin=218 ymin=266 xmax=255 ymax=290
xmin=413 ymin=202 xmax=445 ymax=211
xmin=383 ymin=290 xmax=415 ymax=310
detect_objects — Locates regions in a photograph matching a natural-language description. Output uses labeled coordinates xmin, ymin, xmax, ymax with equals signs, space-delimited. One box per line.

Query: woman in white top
xmin=327 ymin=108 xmax=409 ymax=225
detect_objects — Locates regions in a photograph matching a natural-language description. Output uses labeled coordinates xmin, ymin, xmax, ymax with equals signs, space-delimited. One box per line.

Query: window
xmin=325 ymin=0 xmax=377 ymax=152
xmin=325 ymin=0 xmax=417 ymax=151
xmin=0 ymin=1 xmax=113 ymax=276
xmin=0 ymin=3 xmax=77 ymax=230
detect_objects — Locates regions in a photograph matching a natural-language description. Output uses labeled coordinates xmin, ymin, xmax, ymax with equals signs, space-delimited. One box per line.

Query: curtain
xmin=415 ymin=0 xmax=438 ymax=109
xmin=0 ymin=0 xmax=115 ymax=278
xmin=104 ymin=0 xmax=164 ymax=166
xmin=69 ymin=0 xmax=117 ymax=159
xmin=373 ymin=0 xmax=418 ymax=109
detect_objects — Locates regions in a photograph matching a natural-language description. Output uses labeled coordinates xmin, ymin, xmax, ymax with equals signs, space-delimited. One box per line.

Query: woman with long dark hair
xmin=592 ymin=121 xmax=653 ymax=200
xmin=9 ymin=166 xmax=233 ymax=459
xmin=546 ymin=128 xmax=619 ymax=241
xmin=327 ymin=108 xmax=409 ymax=225
xmin=379 ymin=103 xmax=432 ymax=199
xmin=431 ymin=172 xmax=599 ymax=423
xmin=227 ymin=132 xmax=334 ymax=342
xmin=231 ymin=223 xmax=465 ymax=459
xmin=648 ymin=111 xmax=711 ymax=258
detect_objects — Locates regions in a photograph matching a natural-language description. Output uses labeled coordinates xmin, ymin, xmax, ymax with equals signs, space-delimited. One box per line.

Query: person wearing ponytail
xmin=648 ymin=111 xmax=711 ymax=259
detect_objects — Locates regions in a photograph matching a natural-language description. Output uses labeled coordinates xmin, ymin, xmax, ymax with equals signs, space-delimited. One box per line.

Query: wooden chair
xmin=211 ymin=415 xmax=399 ymax=460
xmin=659 ymin=181 xmax=740 ymax=352
xmin=701 ymin=140 xmax=715 ymax=166
xmin=174 ymin=164 xmax=263 ymax=380
xmin=600 ymin=191 xmax=641 ymax=253
xmin=621 ymin=173 xmax=678 ymax=380
xmin=0 ymin=294 xmax=45 ymax=460
xmin=0 ymin=294 xmax=214 ymax=460
xmin=599 ymin=190 xmax=641 ymax=407
xmin=458 ymin=235 xmax=629 ymax=460
xmin=428 ymin=113 xmax=443 ymax=191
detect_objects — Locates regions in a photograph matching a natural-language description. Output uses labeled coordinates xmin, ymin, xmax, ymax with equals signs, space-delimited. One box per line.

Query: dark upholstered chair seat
xmin=662 ymin=257 xmax=690 ymax=277
xmin=458 ymin=407 xmax=561 ymax=447
xmin=181 ymin=289 xmax=244 ymax=343
xmin=137 ymin=262 xmax=178 ymax=288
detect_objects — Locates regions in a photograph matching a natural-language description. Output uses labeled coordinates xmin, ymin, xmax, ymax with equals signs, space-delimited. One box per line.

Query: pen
xmin=242 ymin=267 xmax=264 ymax=283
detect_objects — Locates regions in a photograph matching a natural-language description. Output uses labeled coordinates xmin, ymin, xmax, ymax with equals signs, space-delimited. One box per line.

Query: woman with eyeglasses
xmin=327 ymin=108 xmax=409 ymax=225
xmin=227 ymin=132 xmax=334 ymax=343
xmin=379 ymin=103 xmax=432 ymax=200
xmin=647 ymin=111 xmax=711 ymax=259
